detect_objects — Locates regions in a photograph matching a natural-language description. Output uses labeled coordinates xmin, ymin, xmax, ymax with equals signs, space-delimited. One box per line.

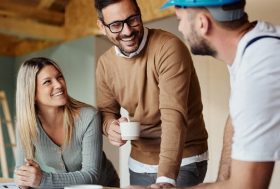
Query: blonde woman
xmin=14 ymin=57 xmax=119 ymax=189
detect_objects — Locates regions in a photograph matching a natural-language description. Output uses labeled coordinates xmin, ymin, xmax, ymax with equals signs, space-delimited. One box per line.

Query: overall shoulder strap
xmin=244 ymin=35 xmax=280 ymax=50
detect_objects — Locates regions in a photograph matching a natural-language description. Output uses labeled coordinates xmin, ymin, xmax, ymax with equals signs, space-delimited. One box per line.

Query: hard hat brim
xmin=161 ymin=0 xmax=243 ymax=10
xmin=160 ymin=1 xmax=175 ymax=10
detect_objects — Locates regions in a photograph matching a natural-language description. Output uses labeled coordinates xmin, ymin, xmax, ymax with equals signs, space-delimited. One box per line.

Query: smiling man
xmin=94 ymin=0 xmax=208 ymax=187
xmin=161 ymin=0 xmax=280 ymax=188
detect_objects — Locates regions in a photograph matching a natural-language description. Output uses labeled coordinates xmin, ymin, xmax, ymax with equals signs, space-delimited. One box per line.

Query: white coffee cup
xmin=120 ymin=121 xmax=140 ymax=140
xmin=64 ymin=185 xmax=103 ymax=189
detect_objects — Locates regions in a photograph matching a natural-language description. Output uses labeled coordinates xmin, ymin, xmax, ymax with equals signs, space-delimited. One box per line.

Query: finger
xmin=150 ymin=184 xmax=161 ymax=189
xmin=109 ymin=140 xmax=127 ymax=147
xmin=17 ymin=165 xmax=39 ymax=178
xmin=25 ymin=159 xmax=40 ymax=168
xmin=109 ymin=140 xmax=122 ymax=146
xmin=110 ymin=124 xmax=121 ymax=134
xmin=19 ymin=186 xmax=29 ymax=189
xmin=125 ymin=185 xmax=149 ymax=189
xmin=108 ymin=124 xmax=122 ymax=139
xmin=17 ymin=180 xmax=31 ymax=188
xmin=15 ymin=167 xmax=31 ymax=176
xmin=108 ymin=119 xmax=128 ymax=146
xmin=15 ymin=173 xmax=30 ymax=184
xmin=15 ymin=168 xmax=40 ymax=188
xmin=15 ymin=169 xmax=26 ymax=176
xmin=18 ymin=165 xmax=34 ymax=173
xmin=108 ymin=134 xmax=127 ymax=145
xmin=108 ymin=133 xmax=121 ymax=141
xmin=118 ymin=117 xmax=128 ymax=122
xmin=16 ymin=171 xmax=33 ymax=183
xmin=108 ymin=130 xmax=126 ymax=145
xmin=151 ymin=183 xmax=174 ymax=188
xmin=17 ymin=170 xmax=41 ymax=188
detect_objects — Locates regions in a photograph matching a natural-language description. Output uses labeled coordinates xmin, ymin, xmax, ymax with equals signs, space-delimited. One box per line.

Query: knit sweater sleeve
xmin=96 ymin=56 xmax=121 ymax=135
xmin=39 ymin=108 xmax=103 ymax=188
xmin=156 ymin=37 xmax=194 ymax=179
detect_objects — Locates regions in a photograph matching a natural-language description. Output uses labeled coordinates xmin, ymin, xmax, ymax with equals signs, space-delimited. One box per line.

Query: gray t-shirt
xmin=15 ymin=107 xmax=118 ymax=188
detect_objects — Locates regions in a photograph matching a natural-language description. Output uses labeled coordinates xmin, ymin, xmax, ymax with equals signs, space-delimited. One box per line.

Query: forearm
xmin=190 ymin=161 xmax=275 ymax=189
xmin=187 ymin=180 xmax=229 ymax=189
xmin=217 ymin=116 xmax=233 ymax=181
xmin=40 ymin=170 xmax=99 ymax=188
xmin=158 ymin=109 xmax=186 ymax=179
xmin=96 ymin=65 xmax=121 ymax=136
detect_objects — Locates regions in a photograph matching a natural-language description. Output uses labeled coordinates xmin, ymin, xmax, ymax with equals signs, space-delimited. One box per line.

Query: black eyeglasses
xmin=102 ymin=14 xmax=141 ymax=33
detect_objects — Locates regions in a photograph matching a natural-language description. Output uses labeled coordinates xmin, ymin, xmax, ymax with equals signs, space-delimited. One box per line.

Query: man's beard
xmin=187 ymin=28 xmax=217 ymax=57
xmin=118 ymin=29 xmax=143 ymax=55
xmin=190 ymin=37 xmax=217 ymax=57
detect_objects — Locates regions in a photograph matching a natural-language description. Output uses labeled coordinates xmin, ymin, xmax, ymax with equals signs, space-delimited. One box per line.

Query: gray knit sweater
xmin=15 ymin=107 xmax=118 ymax=188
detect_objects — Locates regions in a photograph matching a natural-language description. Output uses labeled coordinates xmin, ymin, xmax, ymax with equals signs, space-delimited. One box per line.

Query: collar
xmin=115 ymin=27 xmax=148 ymax=58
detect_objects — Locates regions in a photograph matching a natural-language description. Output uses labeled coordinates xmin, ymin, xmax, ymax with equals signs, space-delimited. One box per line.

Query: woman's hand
xmin=14 ymin=159 xmax=43 ymax=188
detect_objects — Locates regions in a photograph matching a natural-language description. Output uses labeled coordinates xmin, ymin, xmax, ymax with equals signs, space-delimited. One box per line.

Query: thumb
xmin=118 ymin=117 xmax=128 ymax=123
xmin=25 ymin=158 xmax=40 ymax=167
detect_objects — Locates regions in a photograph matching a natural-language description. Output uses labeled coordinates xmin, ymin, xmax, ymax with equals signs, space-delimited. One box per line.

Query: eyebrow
xmin=106 ymin=13 xmax=139 ymax=25
xmin=39 ymin=73 xmax=62 ymax=82
xmin=39 ymin=77 xmax=51 ymax=83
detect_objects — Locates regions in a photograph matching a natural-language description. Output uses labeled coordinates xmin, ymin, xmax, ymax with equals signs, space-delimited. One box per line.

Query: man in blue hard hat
xmin=159 ymin=0 xmax=280 ymax=188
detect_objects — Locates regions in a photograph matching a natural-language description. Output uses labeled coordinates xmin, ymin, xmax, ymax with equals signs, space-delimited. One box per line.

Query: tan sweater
xmin=96 ymin=28 xmax=208 ymax=179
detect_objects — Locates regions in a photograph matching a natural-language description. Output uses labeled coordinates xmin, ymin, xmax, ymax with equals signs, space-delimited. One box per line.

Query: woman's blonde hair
xmin=16 ymin=57 xmax=88 ymax=159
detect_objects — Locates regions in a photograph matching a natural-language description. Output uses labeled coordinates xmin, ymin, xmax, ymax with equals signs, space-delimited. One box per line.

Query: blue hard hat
xmin=161 ymin=0 xmax=242 ymax=9
xmin=161 ymin=0 xmax=245 ymax=22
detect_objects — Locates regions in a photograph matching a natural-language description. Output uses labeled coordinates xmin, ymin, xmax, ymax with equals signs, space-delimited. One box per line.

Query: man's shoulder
xmin=240 ymin=21 xmax=280 ymax=51
xmin=146 ymin=28 xmax=186 ymax=54
xmin=148 ymin=28 xmax=181 ymax=43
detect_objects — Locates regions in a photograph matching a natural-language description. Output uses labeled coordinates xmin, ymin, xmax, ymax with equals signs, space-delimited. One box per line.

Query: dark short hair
xmin=94 ymin=0 xmax=141 ymax=20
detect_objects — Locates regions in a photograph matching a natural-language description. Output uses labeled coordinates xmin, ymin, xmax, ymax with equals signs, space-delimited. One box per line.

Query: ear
xmin=198 ymin=13 xmax=211 ymax=36
xmin=97 ymin=19 xmax=106 ymax=36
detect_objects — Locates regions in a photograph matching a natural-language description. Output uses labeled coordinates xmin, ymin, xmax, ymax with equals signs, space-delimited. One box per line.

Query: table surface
xmin=0 ymin=178 xmax=120 ymax=189
xmin=0 ymin=177 xmax=13 ymax=183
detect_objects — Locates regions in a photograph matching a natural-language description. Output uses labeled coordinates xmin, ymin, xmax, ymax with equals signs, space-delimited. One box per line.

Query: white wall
xmin=101 ymin=0 xmax=280 ymax=188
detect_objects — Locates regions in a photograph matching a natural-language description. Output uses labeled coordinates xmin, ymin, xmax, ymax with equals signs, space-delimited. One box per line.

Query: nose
xmin=53 ymin=79 xmax=62 ymax=88
xmin=121 ymin=22 xmax=133 ymax=35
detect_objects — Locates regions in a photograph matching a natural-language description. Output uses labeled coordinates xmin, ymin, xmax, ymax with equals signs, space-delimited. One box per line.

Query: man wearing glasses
xmin=95 ymin=0 xmax=208 ymax=187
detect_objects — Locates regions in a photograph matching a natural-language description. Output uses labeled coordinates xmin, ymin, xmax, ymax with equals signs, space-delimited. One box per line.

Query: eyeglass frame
xmin=101 ymin=14 xmax=142 ymax=33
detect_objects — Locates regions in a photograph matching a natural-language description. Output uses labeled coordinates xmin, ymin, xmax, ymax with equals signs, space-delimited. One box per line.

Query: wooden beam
xmin=138 ymin=0 xmax=175 ymax=22
xmin=0 ymin=0 xmax=175 ymax=56
xmin=37 ymin=0 xmax=56 ymax=9
xmin=0 ymin=38 xmax=59 ymax=56
xmin=0 ymin=17 xmax=65 ymax=41
xmin=14 ymin=40 xmax=60 ymax=56
xmin=65 ymin=0 xmax=100 ymax=39
xmin=0 ymin=34 xmax=18 ymax=56
xmin=0 ymin=9 xmax=18 ymax=17
xmin=0 ymin=45 xmax=16 ymax=56
xmin=0 ymin=0 xmax=64 ymax=25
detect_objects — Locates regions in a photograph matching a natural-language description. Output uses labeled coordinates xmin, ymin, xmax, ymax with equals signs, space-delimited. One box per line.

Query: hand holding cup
xmin=120 ymin=121 xmax=140 ymax=140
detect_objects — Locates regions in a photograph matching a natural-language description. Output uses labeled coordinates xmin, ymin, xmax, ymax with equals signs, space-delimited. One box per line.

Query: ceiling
xmin=0 ymin=0 xmax=174 ymax=56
